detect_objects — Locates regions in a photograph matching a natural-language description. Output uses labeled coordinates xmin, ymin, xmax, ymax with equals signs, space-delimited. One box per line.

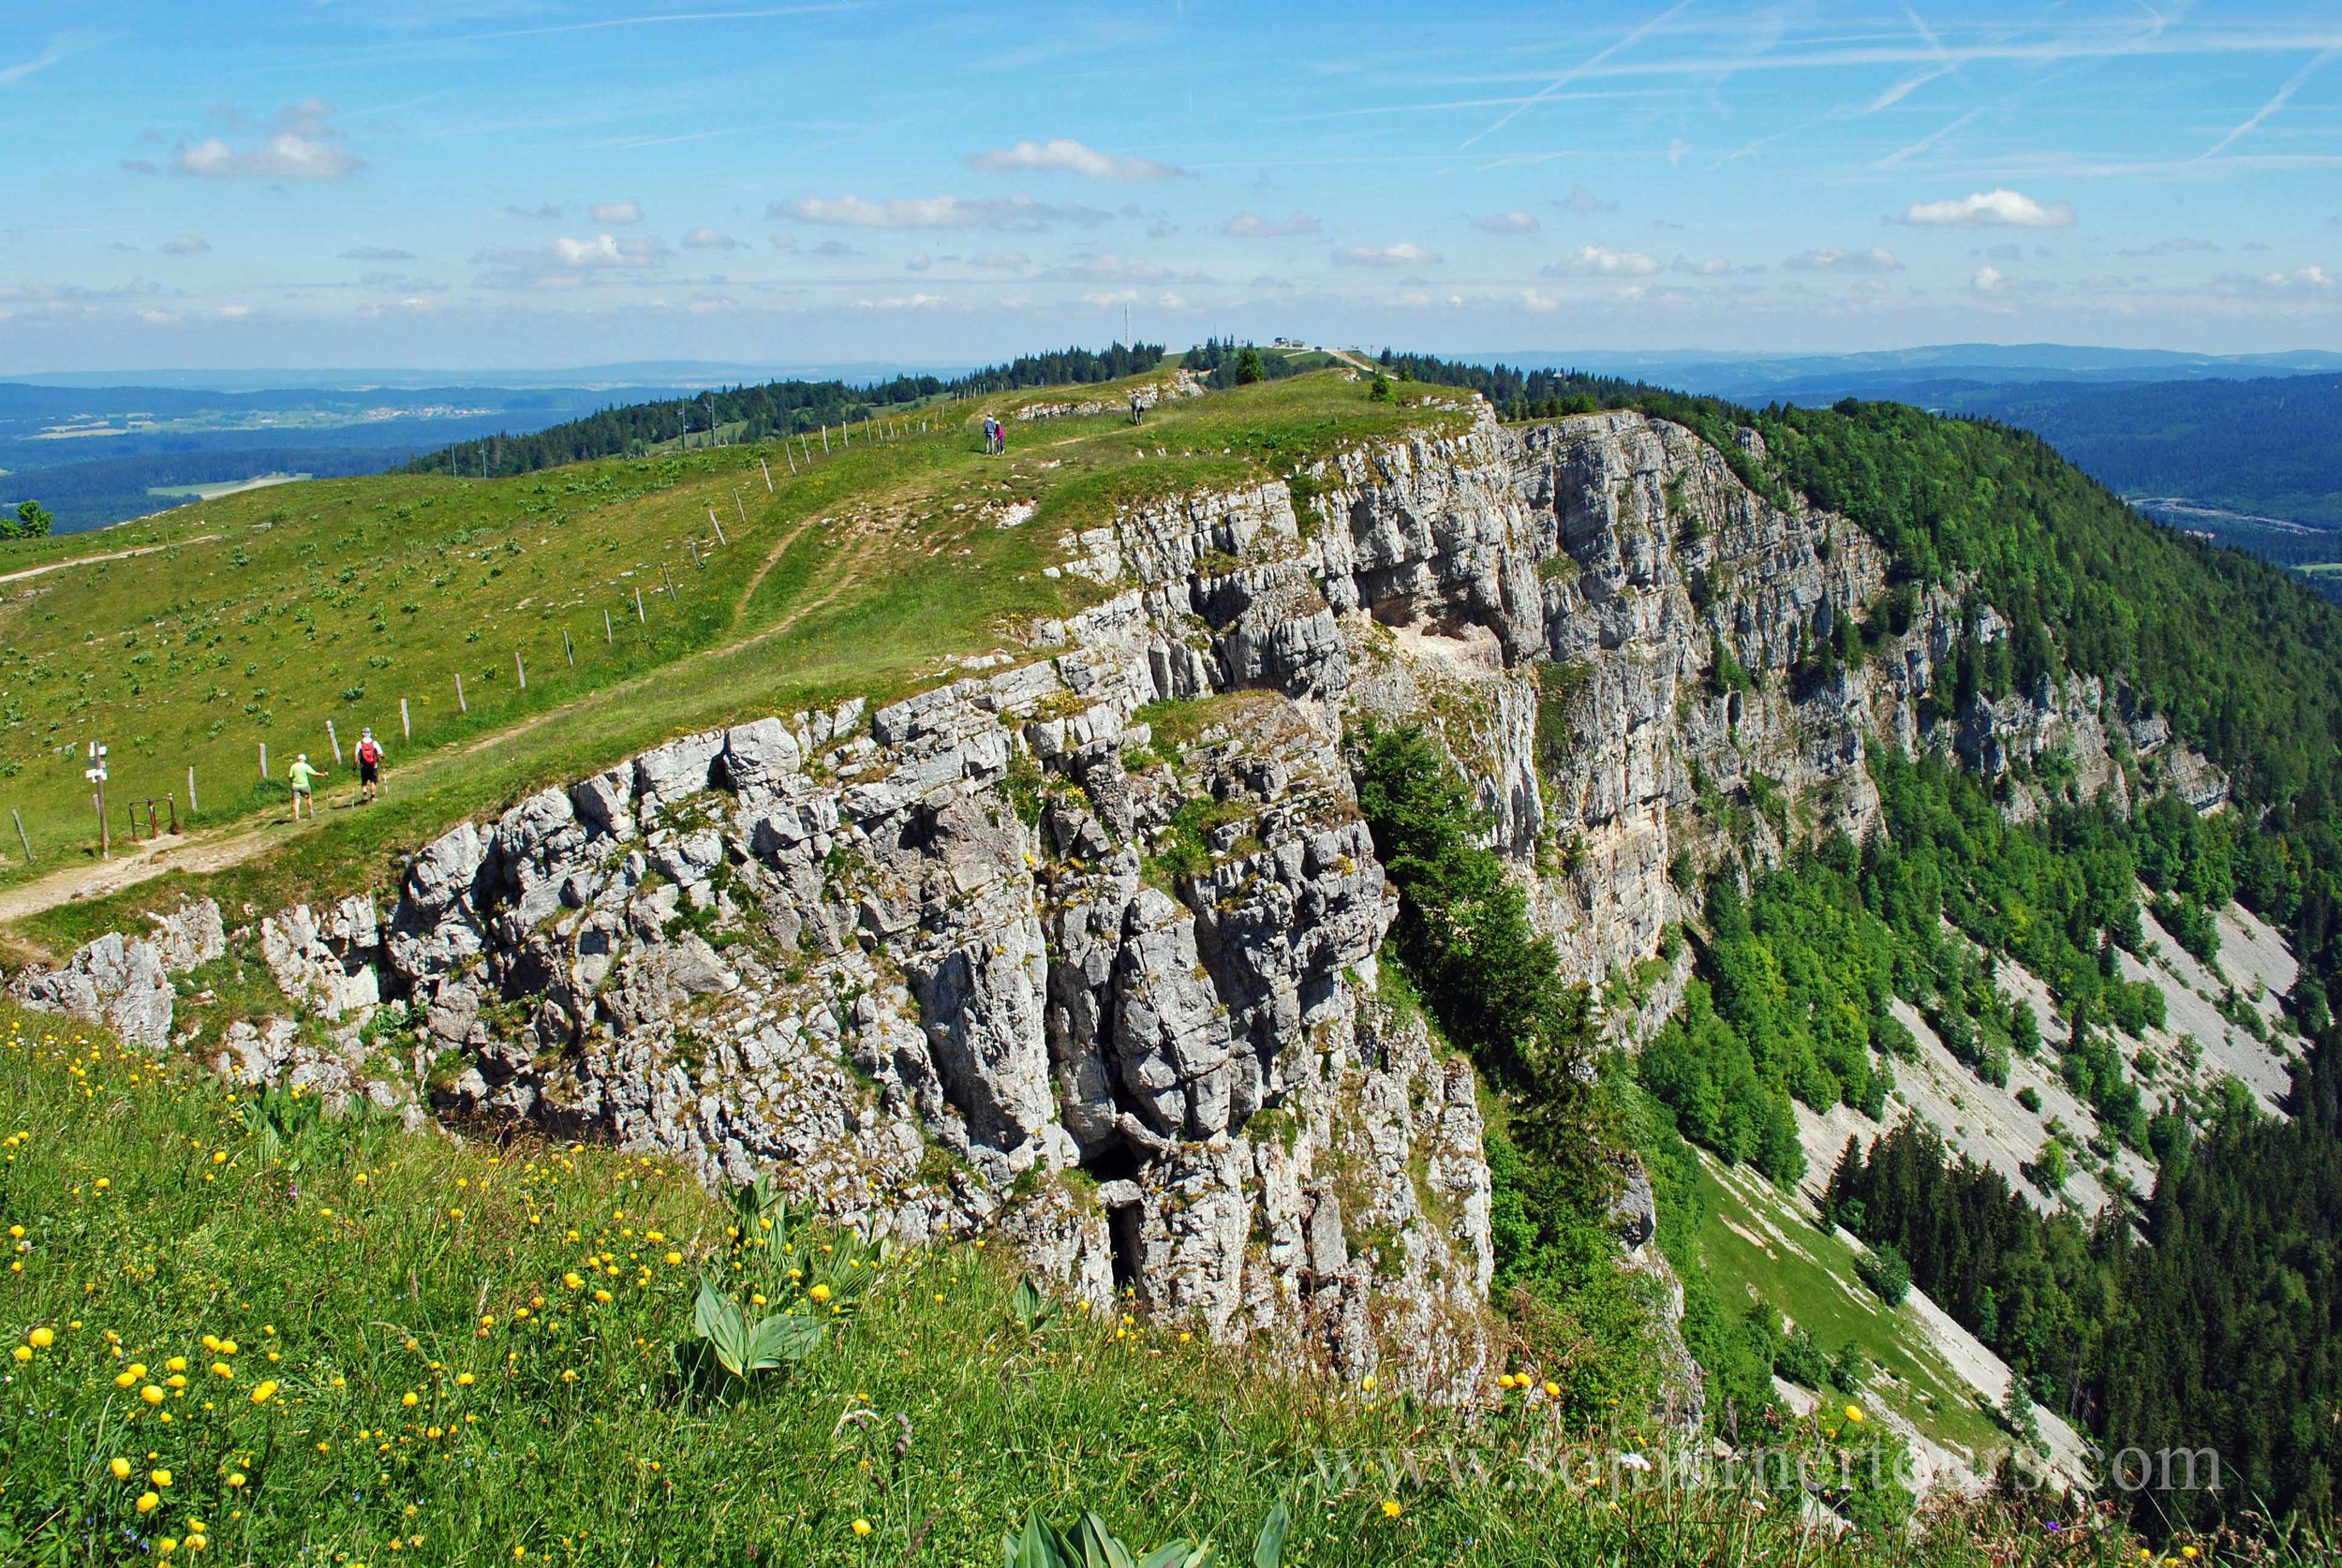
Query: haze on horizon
xmin=3 ymin=0 xmax=2339 ymax=374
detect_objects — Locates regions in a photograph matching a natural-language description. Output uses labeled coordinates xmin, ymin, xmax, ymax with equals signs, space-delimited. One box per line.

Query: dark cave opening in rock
xmin=1107 ymin=1200 xmax=1145 ymax=1294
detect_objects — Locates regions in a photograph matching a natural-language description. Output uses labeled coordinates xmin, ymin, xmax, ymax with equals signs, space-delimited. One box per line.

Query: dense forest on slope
xmin=1935 ymin=374 xmax=2342 ymax=529
xmin=1736 ymin=407 xmax=2342 ymax=1527
xmin=1389 ymin=348 xmax=2342 ymax=1529
xmin=404 ymin=343 xmax=1165 ymax=478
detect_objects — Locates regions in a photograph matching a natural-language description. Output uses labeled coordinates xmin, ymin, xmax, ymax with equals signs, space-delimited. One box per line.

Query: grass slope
xmin=1696 ymin=1156 xmax=2008 ymax=1465
xmin=1 ymin=373 xmax=1456 ymax=954
xmin=0 ymin=1000 xmax=2242 ymax=1567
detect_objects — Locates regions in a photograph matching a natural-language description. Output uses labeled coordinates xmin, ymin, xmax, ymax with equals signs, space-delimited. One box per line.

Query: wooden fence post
xmin=326 ymin=717 xmax=342 ymax=764
xmin=515 ymin=650 xmax=526 ymax=691
xmin=186 ymin=765 xmax=199 ymax=815
xmin=259 ymin=742 xmax=269 ymax=779
xmin=11 ymin=806 xmax=32 ymax=865
xmin=760 ymin=457 xmax=773 ymax=492
xmin=605 ymin=608 xmax=615 ymax=643
xmin=634 ymin=586 xmax=645 ymax=624
xmin=456 ymin=673 xmax=467 ymax=714
xmin=689 ymin=538 xmax=703 ymax=569
xmin=564 ymin=629 xmax=575 ymax=668
xmin=400 ymin=697 xmax=410 ymax=740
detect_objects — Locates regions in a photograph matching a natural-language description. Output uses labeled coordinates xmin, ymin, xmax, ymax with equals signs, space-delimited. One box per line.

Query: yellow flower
xmin=664 ymin=1251 xmax=682 ymax=1266
xmin=218 ymin=1340 xmax=237 ymax=1355
xmin=809 ymin=1284 xmax=832 ymax=1303
xmin=1381 ymin=1500 xmax=1402 ymax=1518
xmin=456 ymin=1372 xmax=475 ymax=1386
xmin=157 ymin=1537 xmax=178 ymax=1556
xmin=213 ymin=1363 xmax=233 ymax=1379
xmin=1497 ymin=1374 xmax=1515 ymax=1390
xmin=249 ymin=1380 xmax=278 ymax=1404
xmin=9 ymin=1346 xmax=26 ymax=1363
xmin=1543 ymin=1381 xmax=1561 ymax=1398
xmin=593 ymin=1289 xmax=613 ymax=1304
xmin=151 ymin=1469 xmax=172 ymax=1487
xmin=165 ymin=1355 xmax=185 ymax=1372
xmin=185 ymin=1537 xmax=207 ymax=1555
xmin=110 ymin=1457 xmax=132 ymax=1480
xmin=226 ymin=1473 xmax=246 ymax=1489
xmin=28 ymin=1326 xmax=53 ymax=1349
xmin=851 ymin=1519 xmax=872 ymax=1537
xmin=141 ymin=1385 xmax=166 ymax=1406
xmin=1844 ymin=1405 xmax=1864 ymax=1425
xmin=135 ymin=1492 xmax=159 ymax=1515
xmin=563 ymin=1272 xmax=583 ymax=1290
xmin=402 ymin=1391 xmax=420 ymax=1407
xmin=2182 ymin=1551 xmax=2199 ymax=1561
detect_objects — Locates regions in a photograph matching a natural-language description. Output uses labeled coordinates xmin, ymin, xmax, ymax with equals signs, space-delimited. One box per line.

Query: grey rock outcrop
xmin=10 ymin=899 xmax=225 ymax=1051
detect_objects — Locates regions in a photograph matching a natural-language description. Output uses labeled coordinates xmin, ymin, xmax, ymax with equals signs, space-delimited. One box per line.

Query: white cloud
xmin=1547 ymin=244 xmax=1661 ymax=277
xmin=966 ymin=251 xmax=1030 ymax=272
xmin=173 ymin=99 xmax=360 ymax=180
xmin=808 ymin=239 xmax=861 ymax=259
xmin=767 ymin=233 xmax=797 ymax=252
xmin=1560 ymin=184 xmax=1616 ymax=215
xmin=681 ymin=226 xmax=742 ymax=250
xmin=904 ymin=253 xmax=931 ymax=273
xmin=1783 ymin=245 xmax=1904 ymax=274
xmin=2250 ymin=265 xmax=2332 ymax=288
xmin=782 ymin=194 xmax=1110 ymax=231
xmin=339 ymin=245 xmax=415 ymax=261
xmin=589 ymin=200 xmax=644 ymax=224
xmin=138 ymin=309 xmax=175 ymax=325
xmin=215 ymin=303 xmax=251 ymax=318
xmin=1334 ymin=242 xmax=1441 ymax=268
xmin=966 ymin=138 xmax=1186 ymax=181
xmin=1899 ymin=188 xmax=2074 ymax=228
xmin=502 ymin=203 xmax=564 ymax=221
xmin=1971 ymin=265 xmax=2003 ymax=292
xmin=1471 ymin=210 xmax=1540 ymax=234
xmin=161 ymin=235 xmax=210 ymax=256
xmin=1670 ymin=255 xmax=1731 ymax=276
xmin=473 ymin=232 xmax=668 ymax=288
xmin=1222 ymin=212 xmax=1320 ymax=238
xmin=1043 ymin=253 xmax=1173 ymax=283
xmin=2120 ymin=237 xmax=2219 ymax=256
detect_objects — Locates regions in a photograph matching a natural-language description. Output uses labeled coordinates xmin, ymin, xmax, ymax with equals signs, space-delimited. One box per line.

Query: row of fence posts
xmin=13 ymin=412 xmax=952 ymax=865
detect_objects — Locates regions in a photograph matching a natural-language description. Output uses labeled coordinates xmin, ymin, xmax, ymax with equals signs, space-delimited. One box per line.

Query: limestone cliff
xmin=9 ymin=399 xmax=2225 ymax=1413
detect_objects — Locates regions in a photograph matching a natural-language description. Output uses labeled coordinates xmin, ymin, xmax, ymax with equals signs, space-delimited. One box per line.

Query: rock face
xmin=10 ymin=900 xmax=223 ymax=1050
xmin=5 ymin=399 xmax=2222 ymax=1412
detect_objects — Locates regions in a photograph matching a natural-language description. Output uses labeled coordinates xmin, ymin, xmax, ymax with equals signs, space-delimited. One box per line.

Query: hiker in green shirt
xmin=287 ymin=753 xmax=325 ymax=821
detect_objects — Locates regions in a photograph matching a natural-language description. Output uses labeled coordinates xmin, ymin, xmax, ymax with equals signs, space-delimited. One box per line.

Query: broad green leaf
xmin=1252 ymin=1501 xmax=1290 ymax=1568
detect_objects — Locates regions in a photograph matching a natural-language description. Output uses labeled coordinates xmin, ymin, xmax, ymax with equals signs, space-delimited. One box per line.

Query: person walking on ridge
xmin=356 ymin=727 xmax=385 ymax=805
xmin=286 ymin=752 xmax=325 ymax=821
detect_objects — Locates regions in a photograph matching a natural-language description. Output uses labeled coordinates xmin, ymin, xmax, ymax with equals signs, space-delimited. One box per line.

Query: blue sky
xmin=3 ymin=1 xmax=2339 ymax=371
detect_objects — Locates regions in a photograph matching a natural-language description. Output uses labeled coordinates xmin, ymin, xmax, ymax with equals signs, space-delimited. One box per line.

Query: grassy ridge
xmin=0 ymin=999 xmax=2257 ymax=1566
xmin=4 ymin=373 xmax=1461 ymax=954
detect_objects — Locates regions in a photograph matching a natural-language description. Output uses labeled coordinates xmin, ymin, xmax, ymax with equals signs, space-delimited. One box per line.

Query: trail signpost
xmin=85 ymin=742 xmax=110 ymax=860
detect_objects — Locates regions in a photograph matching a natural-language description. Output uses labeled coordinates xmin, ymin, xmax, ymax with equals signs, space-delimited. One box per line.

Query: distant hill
xmin=403 ymin=343 xmax=1166 ymax=479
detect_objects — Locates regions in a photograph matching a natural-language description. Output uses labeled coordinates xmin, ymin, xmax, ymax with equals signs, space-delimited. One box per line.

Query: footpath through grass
xmin=3 ymin=373 xmax=1459 ymax=956
xmin=0 ymin=1000 xmax=2272 ymax=1566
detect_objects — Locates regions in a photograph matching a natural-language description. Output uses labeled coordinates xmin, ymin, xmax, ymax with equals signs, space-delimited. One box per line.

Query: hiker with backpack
xmin=356 ymin=727 xmax=385 ymax=804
